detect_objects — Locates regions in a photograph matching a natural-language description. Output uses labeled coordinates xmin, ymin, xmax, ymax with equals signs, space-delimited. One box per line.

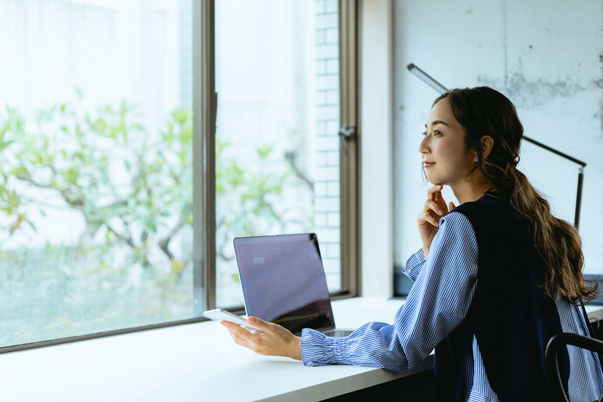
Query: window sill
xmin=0 ymin=297 xmax=430 ymax=402
xmin=2 ymin=298 xmax=601 ymax=402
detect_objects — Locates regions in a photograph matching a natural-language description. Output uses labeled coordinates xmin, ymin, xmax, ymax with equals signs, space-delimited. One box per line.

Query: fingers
xmin=222 ymin=322 xmax=265 ymax=354
xmin=427 ymin=184 xmax=443 ymax=200
xmin=449 ymin=201 xmax=456 ymax=211
xmin=229 ymin=329 xmax=267 ymax=355
xmin=221 ymin=321 xmax=261 ymax=343
xmin=428 ymin=184 xmax=448 ymax=208
xmin=425 ymin=200 xmax=444 ymax=216
xmin=224 ymin=320 xmax=299 ymax=359
xmin=220 ymin=320 xmax=239 ymax=332
xmin=419 ymin=198 xmax=445 ymax=227
xmin=228 ymin=328 xmax=250 ymax=347
xmin=247 ymin=316 xmax=271 ymax=330
xmin=419 ymin=210 xmax=440 ymax=227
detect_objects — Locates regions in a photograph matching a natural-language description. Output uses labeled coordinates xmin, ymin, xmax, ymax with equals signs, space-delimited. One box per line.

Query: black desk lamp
xmin=407 ymin=63 xmax=586 ymax=229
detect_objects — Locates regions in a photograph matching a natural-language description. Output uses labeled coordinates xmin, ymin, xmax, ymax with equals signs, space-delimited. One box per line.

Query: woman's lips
xmin=423 ymin=162 xmax=435 ymax=168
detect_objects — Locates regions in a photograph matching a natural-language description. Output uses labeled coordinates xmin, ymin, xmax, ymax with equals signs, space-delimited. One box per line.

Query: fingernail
xmin=438 ymin=210 xmax=443 ymax=215
xmin=248 ymin=317 xmax=255 ymax=323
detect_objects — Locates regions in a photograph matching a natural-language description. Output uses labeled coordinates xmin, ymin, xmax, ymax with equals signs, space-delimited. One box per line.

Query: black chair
xmin=546 ymin=332 xmax=603 ymax=402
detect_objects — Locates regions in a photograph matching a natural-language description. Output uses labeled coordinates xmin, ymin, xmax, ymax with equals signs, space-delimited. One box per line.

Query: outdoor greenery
xmin=0 ymin=93 xmax=311 ymax=347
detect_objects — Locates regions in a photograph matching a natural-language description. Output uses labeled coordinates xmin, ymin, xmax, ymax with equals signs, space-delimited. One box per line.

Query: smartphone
xmin=203 ymin=309 xmax=265 ymax=335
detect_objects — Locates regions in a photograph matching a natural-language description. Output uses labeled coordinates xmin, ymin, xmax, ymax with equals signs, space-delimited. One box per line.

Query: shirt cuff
xmin=403 ymin=249 xmax=425 ymax=281
xmin=300 ymin=328 xmax=352 ymax=366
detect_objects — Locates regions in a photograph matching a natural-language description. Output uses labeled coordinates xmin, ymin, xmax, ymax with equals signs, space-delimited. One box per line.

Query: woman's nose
xmin=419 ymin=135 xmax=430 ymax=155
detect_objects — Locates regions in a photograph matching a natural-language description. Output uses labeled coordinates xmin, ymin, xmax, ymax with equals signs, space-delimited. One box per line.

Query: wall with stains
xmin=393 ymin=0 xmax=603 ymax=275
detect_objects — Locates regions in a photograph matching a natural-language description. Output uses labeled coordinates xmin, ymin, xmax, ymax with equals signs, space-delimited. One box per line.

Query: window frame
xmin=0 ymin=0 xmax=360 ymax=354
xmin=337 ymin=0 xmax=360 ymax=299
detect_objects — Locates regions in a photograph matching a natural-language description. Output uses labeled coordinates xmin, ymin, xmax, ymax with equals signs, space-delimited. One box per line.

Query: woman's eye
xmin=421 ymin=132 xmax=427 ymax=136
xmin=434 ymin=130 xmax=442 ymax=136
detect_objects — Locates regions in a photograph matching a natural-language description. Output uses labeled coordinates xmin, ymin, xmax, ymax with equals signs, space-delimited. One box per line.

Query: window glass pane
xmin=0 ymin=0 xmax=193 ymax=348
xmin=215 ymin=0 xmax=341 ymax=308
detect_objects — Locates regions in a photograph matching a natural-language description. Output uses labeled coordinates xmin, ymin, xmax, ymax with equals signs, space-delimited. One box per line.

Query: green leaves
xmin=257 ymin=145 xmax=273 ymax=159
xmin=0 ymin=92 xmax=311 ymax=288
xmin=215 ymin=135 xmax=308 ymax=263
xmin=9 ymin=166 xmax=29 ymax=177
xmin=6 ymin=190 xmax=21 ymax=212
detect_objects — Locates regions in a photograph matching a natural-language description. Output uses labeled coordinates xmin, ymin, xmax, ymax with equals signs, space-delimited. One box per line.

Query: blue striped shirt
xmin=301 ymin=212 xmax=603 ymax=401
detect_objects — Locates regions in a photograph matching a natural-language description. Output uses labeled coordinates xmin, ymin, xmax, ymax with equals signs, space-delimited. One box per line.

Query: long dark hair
xmin=433 ymin=87 xmax=598 ymax=305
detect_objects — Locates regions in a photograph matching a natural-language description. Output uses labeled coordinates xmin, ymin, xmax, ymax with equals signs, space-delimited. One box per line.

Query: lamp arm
xmin=522 ymin=137 xmax=586 ymax=167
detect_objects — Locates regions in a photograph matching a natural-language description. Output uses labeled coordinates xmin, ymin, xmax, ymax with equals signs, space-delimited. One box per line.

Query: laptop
xmin=233 ymin=233 xmax=354 ymax=337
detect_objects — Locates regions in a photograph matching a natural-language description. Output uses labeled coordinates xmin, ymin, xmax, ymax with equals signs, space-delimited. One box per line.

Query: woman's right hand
xmin=417 ymin=185 xmax=455 ymax=258
xmin=221 ymin=316 xmax=302 ymax=361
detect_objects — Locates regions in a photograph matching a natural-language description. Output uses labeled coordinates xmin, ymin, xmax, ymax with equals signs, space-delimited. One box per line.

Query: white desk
xmin=1 ymin=297 xmax=601 ymax=402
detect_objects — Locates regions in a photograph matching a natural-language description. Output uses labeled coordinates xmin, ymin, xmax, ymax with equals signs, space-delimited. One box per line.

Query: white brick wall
xmin=314 ymin=0 xmax=341 ymax=290
xmin=316 ymin=136 xmax=339 ymax=152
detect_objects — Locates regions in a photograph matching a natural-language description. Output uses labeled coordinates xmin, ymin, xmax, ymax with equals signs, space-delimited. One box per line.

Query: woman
xmin=221 ymin=87 xmax=603 ymax=401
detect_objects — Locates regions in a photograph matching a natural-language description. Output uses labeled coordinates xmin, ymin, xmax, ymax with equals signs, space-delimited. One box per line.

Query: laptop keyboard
xmin=323 ymin=329 xmax=354 ymax=337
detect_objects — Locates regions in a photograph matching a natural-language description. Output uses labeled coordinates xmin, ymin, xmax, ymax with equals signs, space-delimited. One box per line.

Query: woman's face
xmin=419 ymin=98 xmax=476 ymax=186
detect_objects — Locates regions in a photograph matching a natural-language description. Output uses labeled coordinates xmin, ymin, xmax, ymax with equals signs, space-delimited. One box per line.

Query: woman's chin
xmin=427 ymin=179 xmax=444 ymax=186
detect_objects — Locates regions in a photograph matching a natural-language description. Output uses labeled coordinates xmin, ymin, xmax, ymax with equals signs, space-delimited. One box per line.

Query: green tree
xmin=0 ymin=95 xmax=313 ymax=346
xmin=0 ymin=95 xmax=311 ymax=279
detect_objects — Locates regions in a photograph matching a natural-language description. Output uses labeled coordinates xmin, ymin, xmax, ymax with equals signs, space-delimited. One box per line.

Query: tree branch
xmin=284 ymin=151 xmax=313 ymax=189
xmin=158 ymin=203 xmax=192 ymax=262
xmin=16 ymin=171 xmax=84 ymax=210
xmin=158 ymin=151 xmax=181 ymax=185
xmin=106 ymin=224 xmax=135 ymax=249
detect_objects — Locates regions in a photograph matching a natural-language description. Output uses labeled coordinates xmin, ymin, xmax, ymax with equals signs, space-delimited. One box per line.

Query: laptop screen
xmin=233 ymin=233 xmax=335 ymax=334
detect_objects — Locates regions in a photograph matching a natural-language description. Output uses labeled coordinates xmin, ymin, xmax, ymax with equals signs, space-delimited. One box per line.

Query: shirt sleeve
xmin=403 ymin=248 xmax=425 ymax=281
xmin=300 ymin=212 xmax=479 ymax=373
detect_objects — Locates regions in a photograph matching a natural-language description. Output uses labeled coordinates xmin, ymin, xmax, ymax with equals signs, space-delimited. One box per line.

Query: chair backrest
xmin=545 ymin=332 xmax=603 ymax=402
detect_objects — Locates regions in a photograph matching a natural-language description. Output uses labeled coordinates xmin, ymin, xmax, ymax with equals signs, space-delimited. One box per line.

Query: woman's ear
xmin=481 ymin=136 xmax=494 ymax=159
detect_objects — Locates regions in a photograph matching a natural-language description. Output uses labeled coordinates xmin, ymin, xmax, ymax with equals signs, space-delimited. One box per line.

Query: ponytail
xmin=508 ymin=168 xmax=597 ymax=304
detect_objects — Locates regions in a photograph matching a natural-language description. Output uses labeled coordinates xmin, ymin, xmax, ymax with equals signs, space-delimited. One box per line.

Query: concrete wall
xmin=393 ymin=0 xmax=603 ymax=275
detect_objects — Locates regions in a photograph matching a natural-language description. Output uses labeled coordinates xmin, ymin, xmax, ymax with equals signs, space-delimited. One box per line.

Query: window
xmin=214 ymin=0 xmax=346 ymax=308
xmin=0 ymin=0 xmax=195 ymax=349
xmin=0 ymin=0 xmax=358 ymax=352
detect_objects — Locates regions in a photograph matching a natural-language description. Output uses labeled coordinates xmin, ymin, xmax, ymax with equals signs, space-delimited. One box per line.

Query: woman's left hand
xmin=221 ymin=317 xmax=302 ymax=360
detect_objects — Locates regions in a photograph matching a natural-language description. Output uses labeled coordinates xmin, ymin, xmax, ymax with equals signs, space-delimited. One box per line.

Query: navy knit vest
xmin=434 ymin=192 xmax=570 ymax=401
